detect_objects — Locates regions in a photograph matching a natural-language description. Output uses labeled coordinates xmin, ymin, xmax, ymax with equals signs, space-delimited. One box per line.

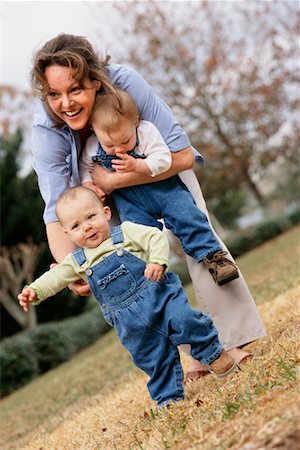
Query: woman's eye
xmin=71 ymin=87 xmax=81 ymax=94
xmin=48 ymin=92 xmax=59 ymax=98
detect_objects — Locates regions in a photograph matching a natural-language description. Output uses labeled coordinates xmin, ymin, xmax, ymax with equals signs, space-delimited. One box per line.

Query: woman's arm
xmin=46 ymin=222 xmax=77 ymax=263
xmin=92 ymin=146 xmax=195 ymax=194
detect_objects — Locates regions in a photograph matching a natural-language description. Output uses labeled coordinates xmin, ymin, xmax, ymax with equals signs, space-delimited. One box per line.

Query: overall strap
xmin=91 ymin=148 xmax=108 ymax=164
xmin=110 ymin=225 xmax=124 ymax=245
xmin=72 ymin=247 xmax=87 ymax=266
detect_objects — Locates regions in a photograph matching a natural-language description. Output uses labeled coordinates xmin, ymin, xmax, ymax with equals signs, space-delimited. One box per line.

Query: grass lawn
xmin=0 ymin=226 xmax=299 ymax=450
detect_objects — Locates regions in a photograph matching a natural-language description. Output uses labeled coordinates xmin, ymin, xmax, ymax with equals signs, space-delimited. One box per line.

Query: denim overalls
xmin=92 ymin=144 xmax=221 ymax=261
xmin=72 ymin=225 xmax=223 ymax=406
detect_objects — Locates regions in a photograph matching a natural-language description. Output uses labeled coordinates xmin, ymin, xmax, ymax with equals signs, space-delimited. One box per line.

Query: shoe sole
xmin=217 ymin=272 xmax=240 ymax=286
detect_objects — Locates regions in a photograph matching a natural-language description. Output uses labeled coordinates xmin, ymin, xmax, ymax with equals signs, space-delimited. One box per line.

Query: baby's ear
xmin=103 ymin=206 xmax=112 ymax=221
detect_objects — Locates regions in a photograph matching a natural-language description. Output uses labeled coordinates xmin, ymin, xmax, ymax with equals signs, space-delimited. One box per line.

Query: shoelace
xmin=207 ymin=251 xmax=238 ymax=268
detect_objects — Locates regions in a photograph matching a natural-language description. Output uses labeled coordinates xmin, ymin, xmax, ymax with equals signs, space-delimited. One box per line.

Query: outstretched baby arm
xmin=18 ymin=256 xmax=81 ymax=311
xmin=18 ymin=287 xmax=37 ymax=312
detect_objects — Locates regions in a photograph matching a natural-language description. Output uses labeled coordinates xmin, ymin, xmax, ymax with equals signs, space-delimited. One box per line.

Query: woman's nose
xmin=61 ymin=94 xmax=73 ymax=108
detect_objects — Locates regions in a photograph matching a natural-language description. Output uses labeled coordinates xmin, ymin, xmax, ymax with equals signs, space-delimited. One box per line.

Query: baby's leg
xmin=116 ymin=303 xmax=185 ymax=406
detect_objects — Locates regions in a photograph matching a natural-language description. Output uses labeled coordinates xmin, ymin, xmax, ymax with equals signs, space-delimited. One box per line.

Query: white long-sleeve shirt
xmin=80 ymin=120 xmax=173 ymax=182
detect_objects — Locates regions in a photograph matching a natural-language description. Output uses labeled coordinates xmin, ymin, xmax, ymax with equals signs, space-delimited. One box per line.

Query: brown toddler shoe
xmin=209 ymin=350 xmax=237 ymax=377
xmin=203 ymin=251 xmax=239 ymax=286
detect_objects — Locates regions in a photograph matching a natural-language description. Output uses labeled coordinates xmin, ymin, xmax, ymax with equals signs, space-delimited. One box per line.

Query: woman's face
xmin=44 ymin=65 xmax=101 ymax=131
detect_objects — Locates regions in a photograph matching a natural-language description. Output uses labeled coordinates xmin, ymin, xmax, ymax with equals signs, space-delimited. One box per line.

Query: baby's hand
xmin=18 ymin=288 xmax=37 ymax=312
xmin=144 ymin=263 xmax=164 ymax=282
xmin=113 ymin=153 xmax=137 ymax=173
xmin=82 ymin=182 xmax=106 ymax=202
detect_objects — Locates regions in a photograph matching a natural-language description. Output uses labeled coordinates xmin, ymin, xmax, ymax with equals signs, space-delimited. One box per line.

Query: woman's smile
xmin=45 ymin=65 xmax=100 ymax=131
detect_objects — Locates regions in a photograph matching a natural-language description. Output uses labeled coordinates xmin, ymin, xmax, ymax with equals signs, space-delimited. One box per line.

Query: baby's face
xmin=59 ymin=190 xmax=111 ymax=249
xmin=93 ymin=118 xmax=137 ymax=155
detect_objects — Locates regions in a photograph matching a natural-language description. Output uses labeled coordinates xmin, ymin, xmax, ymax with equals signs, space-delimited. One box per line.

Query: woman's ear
xmin=94 ymin=80 xmax=101 ymax=91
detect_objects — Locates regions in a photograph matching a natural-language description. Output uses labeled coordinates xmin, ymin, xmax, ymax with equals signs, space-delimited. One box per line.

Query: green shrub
xmin=0 ymin=306 xmax=110 ymax=398
xmin=289 ymin=207 xmax=300 ymax=225
xmin=58 ymin=308 xmax=110 ymax=351
xmin=226 ymin=209 xmax=299 ymax=258
xmin=0 ymin=334 xmax=39 ymax=397
xmin=28 ymin=324 xmax=75 ymax=373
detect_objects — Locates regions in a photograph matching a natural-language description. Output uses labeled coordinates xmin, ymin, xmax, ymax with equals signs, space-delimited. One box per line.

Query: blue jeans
xmin=72 ymin=226 xmax=223 ymax=406
xmin=93 ymin=147 xmax=221 ymax=261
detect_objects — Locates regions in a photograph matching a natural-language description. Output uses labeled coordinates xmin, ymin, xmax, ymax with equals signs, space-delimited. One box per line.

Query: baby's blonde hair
xmin=55 ymin=186 xmax=103 ymax=222
xmin=91 ymin=88 xmax=139 ymax=133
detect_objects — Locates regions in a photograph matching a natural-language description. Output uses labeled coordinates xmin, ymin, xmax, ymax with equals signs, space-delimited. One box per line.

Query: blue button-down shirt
xmin=31 ymin=63 xmax=203 ymax=224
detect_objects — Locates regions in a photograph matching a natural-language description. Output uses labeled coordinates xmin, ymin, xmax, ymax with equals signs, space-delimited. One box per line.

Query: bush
xmin=0 ymin=306 xmax=110 ymax=398
xmin=226 ymin=209 xmax=299 ymax=258
xmin=0 ymin=334 xmax=39 ymax=397
xmin=28 ymin=324 xmax=75 ymax=373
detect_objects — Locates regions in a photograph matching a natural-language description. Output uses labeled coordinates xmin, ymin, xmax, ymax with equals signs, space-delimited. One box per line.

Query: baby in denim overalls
xmin=18 ymin=187 xmax=236 ymax=407
xmin=80 ymin=89 xmax=239 ymax=287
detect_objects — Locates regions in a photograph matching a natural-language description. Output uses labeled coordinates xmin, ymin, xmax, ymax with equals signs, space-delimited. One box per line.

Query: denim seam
xmin=192 ymin=244 xmax=222 ymax=262
xmin=191 ymin=344 xmax=223 ymax=366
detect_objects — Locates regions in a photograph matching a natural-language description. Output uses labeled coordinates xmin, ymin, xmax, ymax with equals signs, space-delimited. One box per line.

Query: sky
xmin=1 ymin=1 xmax=117 ymax=90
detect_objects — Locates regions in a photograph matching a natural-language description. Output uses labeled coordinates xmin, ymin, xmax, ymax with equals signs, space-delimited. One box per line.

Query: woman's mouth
xmin=64 ymin=109 xmax=82 ymax=118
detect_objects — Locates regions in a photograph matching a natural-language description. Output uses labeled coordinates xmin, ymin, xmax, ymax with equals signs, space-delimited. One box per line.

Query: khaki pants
xmin=179 ymin=169 xmax=266 ymax=350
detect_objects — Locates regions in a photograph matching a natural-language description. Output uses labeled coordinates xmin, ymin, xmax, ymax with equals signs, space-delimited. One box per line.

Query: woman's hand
xmin=92 ymin=165 xmax=117 ymax=194
xmin=82 ymin=181 xmax=107 ymax=202
xmin=68 ymin=279 xmax=91 ymax=297
xmin=92 ymin=147 xmax=195 ymax=192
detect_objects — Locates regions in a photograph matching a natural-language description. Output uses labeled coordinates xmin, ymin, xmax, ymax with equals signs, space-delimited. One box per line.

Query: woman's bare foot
xmin=227 ymin=348 xmax=252 ymax=365
xmin=185 ymin=358 xmax=210 ymax=382
xmin=185 ymin=347 xmax=252 ymax=382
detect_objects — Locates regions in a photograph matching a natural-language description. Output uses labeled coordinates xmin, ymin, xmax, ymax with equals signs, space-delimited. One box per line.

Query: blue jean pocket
xmin=97 ymin=264 xmax=136 ymax=303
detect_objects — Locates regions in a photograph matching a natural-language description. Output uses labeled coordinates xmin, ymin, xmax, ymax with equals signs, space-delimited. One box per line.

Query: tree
xmin=0 ymin=131 xmax=88 ymax=338
xmin=89 ymin=0 xmax=299 ymax=217
xmin=0 ymin=131 xmax=45 ymax=246
xmin=0 ymin=242 xmax=45 ymax=330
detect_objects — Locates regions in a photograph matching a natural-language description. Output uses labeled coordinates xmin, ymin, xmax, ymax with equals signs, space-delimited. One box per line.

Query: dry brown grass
xmin=1 ymin=227 xmax=299 ymax=450
xmin=14 ymin=284 xmax=299 ymax=450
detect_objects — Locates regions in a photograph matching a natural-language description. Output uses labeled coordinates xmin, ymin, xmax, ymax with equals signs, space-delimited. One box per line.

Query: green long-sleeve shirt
xmin=29 ymin=221 xmax=170 ymax=304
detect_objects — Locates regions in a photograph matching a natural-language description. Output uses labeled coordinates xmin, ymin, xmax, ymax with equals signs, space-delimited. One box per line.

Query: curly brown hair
xmin=30 ymin=33 xmax=117 ymax=126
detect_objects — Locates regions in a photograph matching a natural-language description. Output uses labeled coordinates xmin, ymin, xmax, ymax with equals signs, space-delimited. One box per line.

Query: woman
xmin=30 ymin=33 xmax=265 ymax=379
